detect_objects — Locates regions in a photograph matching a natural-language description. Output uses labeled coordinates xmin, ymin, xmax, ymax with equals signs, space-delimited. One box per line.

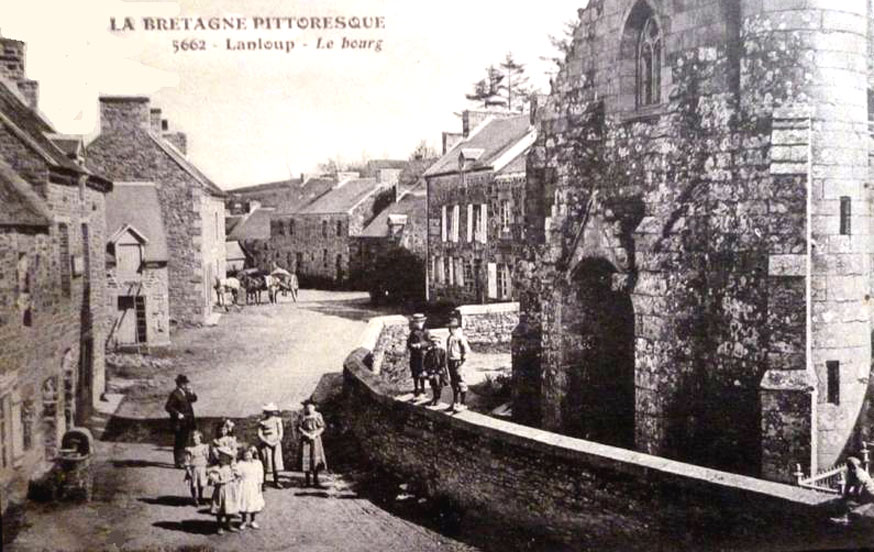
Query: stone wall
xmin=427 ymin=171 xmax=526 ymax=305
xmin=343 ymin=316 xmax=837 ymax=550
xmin=269 ymin=213 xmax=351 ymax=283
xmin=105 ymin=264 xmax=170 ymax=348
xmin=456 ymin=302 xmax=519 ymax=345
xmin=86 ymin=97 xmax=225 ymax=327
xmin=514 ymin=0 xmax=873 ymax=480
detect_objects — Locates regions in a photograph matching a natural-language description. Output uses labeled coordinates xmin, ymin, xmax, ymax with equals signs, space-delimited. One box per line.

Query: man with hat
xmin=165 ymin=374 xmax=198 ymax=468
xmin=446 ymin=318 xmax=471 ymax=412
xmin=407 ymin=313 xmax=430 ymax=398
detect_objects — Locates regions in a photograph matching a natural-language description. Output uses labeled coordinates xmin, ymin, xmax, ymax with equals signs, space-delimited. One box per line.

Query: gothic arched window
xmin=637 ymin=15 xmax=662 ymax=107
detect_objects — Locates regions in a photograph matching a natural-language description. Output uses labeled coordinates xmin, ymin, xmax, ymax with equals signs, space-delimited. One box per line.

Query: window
xmin=295 ymin=252 xmax=303 ymax=272
xmin=81 ymin=223 xmax=91 ymax=285
xmin=498 ymin=264 xmax=512 ymax=299
xmin=21 ymin=398 xmax=34 ymax=452
xmin=289 ymin=219 xmax=295 ymax=236
xmin=840 ymin=197 xmax=851 ymax=236
xmin=17 ymin=252 xmax=32 ymax=327
xmin=322 ymin=220 xmax=328 ymax=238
xmin=322 ymin=248 xmax=328 ymax=267
xmin=451 ymin=205 xmax=460 ymax=242
xmin=436 ymin=255 xmax=445 ymax=284
xmin=336 ymin=254 xmax=343 ymax=279
xmin=827 ymin=361 xmax=840 ymax=405
xmin=466 ymin=204 xmax=474 ymax=242
xmin=445 ymin=257 xmax=452 ymax=286
xmin=477 ymin=204 xmax=488 ymax=243
xmin=501 ymin=200 xmax=512 ymax=230
xmin=463 ymin=261 xmax=474 ymax=294
xmin=455 ymin=258 xmax=464 ymax=288
xmin=637 ymin=15 xmax=662 ymax=107
xmin=336 ymin=220 xmax=343 ymax=237
xmin=0 ymin=394 xmax=9 ymax=468
xmin=441 ymin=206 xmax=448 ymax=242
xmin=59 ymin=223 xmax=71 ymax=297
xmin=277 ymin=220 xmax=286 ymax=236
xmin=472 ymin=205 xmax=481 ymax=242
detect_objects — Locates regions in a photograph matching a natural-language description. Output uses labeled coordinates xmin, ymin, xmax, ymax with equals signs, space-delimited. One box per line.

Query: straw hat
xmin=411 ymin=313 xmax=427 ymax=322
xmin=262 ymin=402 xmax=278 ymax=413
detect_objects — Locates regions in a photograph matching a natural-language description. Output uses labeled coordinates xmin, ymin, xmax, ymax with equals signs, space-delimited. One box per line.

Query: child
xmin=183 ymin=430 xmax=210 ymax=506
xmin=446 ymin=318 xmax=471 ymax=412
xmin=298 ymin=400 xmax=327 ymax=488
xmin=407 ymin=314 xmax=429 ymax=397
xmin=237 ymin=446 xmax=266 ymax=529
xmin=210 ymin=419 xmax=238 ymax=464
xmin=423 ymin=332 xmax=448 ymax=407
xmin=207 ymin=446 xmax=240 ymax=534
xmin=257 ymin=403 xmax=285 ymax=489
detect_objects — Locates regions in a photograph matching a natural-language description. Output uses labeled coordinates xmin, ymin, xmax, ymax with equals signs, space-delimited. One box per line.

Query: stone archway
xmin=557 ymin=258 xmax=636 ymax=448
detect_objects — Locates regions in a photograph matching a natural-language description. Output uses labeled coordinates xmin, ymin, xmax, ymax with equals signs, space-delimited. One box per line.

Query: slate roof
xmin=497 ymin=151 xmax=526 ymax=176
xmin=105 ymin=182 xmax=169 ymax=262
xmin=0 ymin=157 xmax=51 ymax=227
xmin=297 ymin=178 xmax=385 ymax=215
xmin=0 ymin=75 xmax=110 ymax=189
xmin=226 ymin=240 xmax=246 ymax=261
xmin=227 ymin=207 xmax=273 ymax=241
xmin=46 ymin=133 xmax=83 ymax=160
xmin=358 ymin=190 xmax=426 ymax=239
xmin=424 ymin=114 xmax=532 ymax=177
xmin=230 ymin=178 xmax=303 ymax=194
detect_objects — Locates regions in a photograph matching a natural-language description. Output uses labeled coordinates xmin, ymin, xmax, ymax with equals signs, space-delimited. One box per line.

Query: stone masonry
xmin=513 ymin=0 xmax=874 ymax=481
xmin=85 ymin=97 xmax=227 ymax=328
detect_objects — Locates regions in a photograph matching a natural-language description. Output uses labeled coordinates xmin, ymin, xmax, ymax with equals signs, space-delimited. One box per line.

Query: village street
xmin=6 ymin=291 xmax=479 ymax=552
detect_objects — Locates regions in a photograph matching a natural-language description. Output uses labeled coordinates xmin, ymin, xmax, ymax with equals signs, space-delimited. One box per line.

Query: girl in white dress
xmin=237 ymin=446 xmax=265 ymax=529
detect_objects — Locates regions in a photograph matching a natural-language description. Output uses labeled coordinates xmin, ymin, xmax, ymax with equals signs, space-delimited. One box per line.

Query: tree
xmin=465 ymin=53 xmax=533 ymax=112
xmin=541 ymin=19 xmax=578 ymax=79
xmin=409 ymin=140 xmax=436 ymax=161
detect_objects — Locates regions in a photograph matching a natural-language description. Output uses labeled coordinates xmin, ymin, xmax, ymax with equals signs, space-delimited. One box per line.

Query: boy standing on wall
xmin=446 ymin=318 xmax=471 ymax=413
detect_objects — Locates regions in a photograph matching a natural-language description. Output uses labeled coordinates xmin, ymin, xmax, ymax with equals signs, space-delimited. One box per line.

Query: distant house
xmin=225 ymin=206 xmax=274 ymax=272
xmin=271 ymin=176 xmax=393 ymax=286
xmin=0 ymin=32 xmax=113 ymax=514
xmin=225 ymin=241 xmax=246 ymax=272
xmin=105 ymin=182 xmax=170 ymax=348
xmin=355 ymin=182 xmax=428 ymax=263
xmin=86 ymin=97 xmax=227 ymax=327
xmin=425 ymin=111 xmax=534 ymax=304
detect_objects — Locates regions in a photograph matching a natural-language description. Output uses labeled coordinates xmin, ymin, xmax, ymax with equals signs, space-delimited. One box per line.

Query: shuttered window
xmin=487 ymin=262 xmax=498 ymax=299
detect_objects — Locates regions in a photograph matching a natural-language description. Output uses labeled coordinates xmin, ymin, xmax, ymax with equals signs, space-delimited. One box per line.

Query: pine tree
xmin=465 ymin=54 xmax=532 ymax=112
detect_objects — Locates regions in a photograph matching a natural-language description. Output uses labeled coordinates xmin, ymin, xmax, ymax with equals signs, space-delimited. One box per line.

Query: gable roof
xmin=424 ymin=114 xmax=533 ymax=177
xmin=0 ymin=157 xmax=51 ymax=227
xmin=226 ymin=240 xmax=246 ymax=261
xmin=148 ymin=134 xmax=225 ymax=197
xmin=227 ymin=207 xmax=273 ymax=241
xmin=358 ymin=191 xmax=426 ymax=238
xmin=297 ymin=178 xmax=385 ymax=215
xmin=105 ymin=182 xmax=169 ymax=262
xmin=496 ymin=150 xmax=526 ymax=176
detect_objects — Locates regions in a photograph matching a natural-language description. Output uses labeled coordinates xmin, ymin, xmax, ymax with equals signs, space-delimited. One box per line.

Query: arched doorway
xmin=559 ymin=258 xmax=636 ymax=448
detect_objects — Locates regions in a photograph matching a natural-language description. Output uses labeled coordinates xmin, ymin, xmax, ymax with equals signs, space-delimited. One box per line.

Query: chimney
xmin=442 ymin=132 xmax=464 ymax=154
xmin=99 ymin=96 xmax=151 ymax=134
xmin=163 ymin=131 xmax=187 ymax=155
xmin=149 ymin=108 xmax=162 ymax=133
xmin=0 ymin=34 xmax=39 ymax=109
xmin=0 ymin=34 xmax=27 ymax=83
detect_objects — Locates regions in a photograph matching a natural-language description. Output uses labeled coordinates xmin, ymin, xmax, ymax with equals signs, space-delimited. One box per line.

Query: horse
xmin=214 ymin=277 xmax=242 ymax=310
xmin=240 ymin=273 xmax=265 ymax=305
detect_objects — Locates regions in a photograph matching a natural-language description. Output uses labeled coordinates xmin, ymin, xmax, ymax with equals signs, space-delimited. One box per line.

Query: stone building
xmin=0 ymin=33 xmax=112 ymax=513
xmin=426 ymin=112 xmax=535 ymax=304
xmin=513 ymin=0 xmax=874 ymax=482
xmin=355 ymin=182 xmax=428 ymax=263
xmin=226 ymin=206 xmax=273 ymax=271
xmin=86 ymin=97 xmax=227 ymax=328
xmin=270 ymin=176 xmax=393 ymax=286
xmin=105 ymin=182 xmax=170 ymax=348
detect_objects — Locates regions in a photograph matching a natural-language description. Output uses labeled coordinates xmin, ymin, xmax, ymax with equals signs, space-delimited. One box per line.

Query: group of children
xmin=407 ymin=313 xmax=471 ymax=412
xmin=182 ymin=401 xmax=328 ymax=535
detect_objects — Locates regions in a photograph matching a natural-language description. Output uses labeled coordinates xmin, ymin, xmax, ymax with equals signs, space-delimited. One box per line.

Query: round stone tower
xmin=742 ymin=1 xmax=872 ymax=473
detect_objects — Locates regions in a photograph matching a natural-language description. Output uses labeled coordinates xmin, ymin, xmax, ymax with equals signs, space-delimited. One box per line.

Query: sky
xmin=0 ymin=0 xmax=585 ymax=189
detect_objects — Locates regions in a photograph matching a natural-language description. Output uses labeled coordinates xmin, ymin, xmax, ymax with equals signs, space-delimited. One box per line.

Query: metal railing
xmin=794 ymin=442 xmax=872 ymax=495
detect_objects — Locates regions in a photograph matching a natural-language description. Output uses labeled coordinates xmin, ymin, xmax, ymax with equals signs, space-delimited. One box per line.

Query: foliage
xmin=409 ymin=140 xmax=436 ymax=161
xmin=466 ymin=53 xmax=533 ymax=113
xmin=541 ymin=19 xmax=578 ymax=78
xmin=365 ymin=245 xmax=425 ymax=306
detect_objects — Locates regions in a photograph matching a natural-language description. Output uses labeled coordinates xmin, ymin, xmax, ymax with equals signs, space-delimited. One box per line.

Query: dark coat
xmin=407 ymin=328 xmax=429 ymax=377
xmin=165 ymin=387 xmax=197 ymax=430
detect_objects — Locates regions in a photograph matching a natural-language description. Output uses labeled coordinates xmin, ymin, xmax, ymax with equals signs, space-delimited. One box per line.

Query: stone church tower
xmin=514 ymin=0 xmax=874 ymax=482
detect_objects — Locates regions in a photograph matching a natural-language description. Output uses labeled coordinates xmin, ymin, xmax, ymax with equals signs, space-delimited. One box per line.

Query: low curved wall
xmin=343 ymin=316 xmax=837 ymax=549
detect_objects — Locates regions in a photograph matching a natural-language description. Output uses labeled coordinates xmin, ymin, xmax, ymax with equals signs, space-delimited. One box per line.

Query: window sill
xmin=620 ymin=104 xmax=667 ymax=124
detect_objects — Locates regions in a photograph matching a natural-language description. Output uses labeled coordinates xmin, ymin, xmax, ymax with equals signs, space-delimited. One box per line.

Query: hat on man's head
xmin=447 ymin=318 xmax=461 ymax=328
xmin=262 ymin=402 xmax=278 ymax=413
xmin=175 ymin=374 xmax=190 ymax=385
xmin=411 ymin=313 xmax=427 ymax=322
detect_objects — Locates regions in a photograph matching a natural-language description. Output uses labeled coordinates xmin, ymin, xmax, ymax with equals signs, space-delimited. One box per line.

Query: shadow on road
xmin=152 ymin=519 xmax=216 ymax=535
xmin=298 ymin=298 xmax=396 ymax=322
xmin=140 ymin=496 xmax=196 ymax=507
xmin=112 ymin=459 xmax=177 ymax=470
